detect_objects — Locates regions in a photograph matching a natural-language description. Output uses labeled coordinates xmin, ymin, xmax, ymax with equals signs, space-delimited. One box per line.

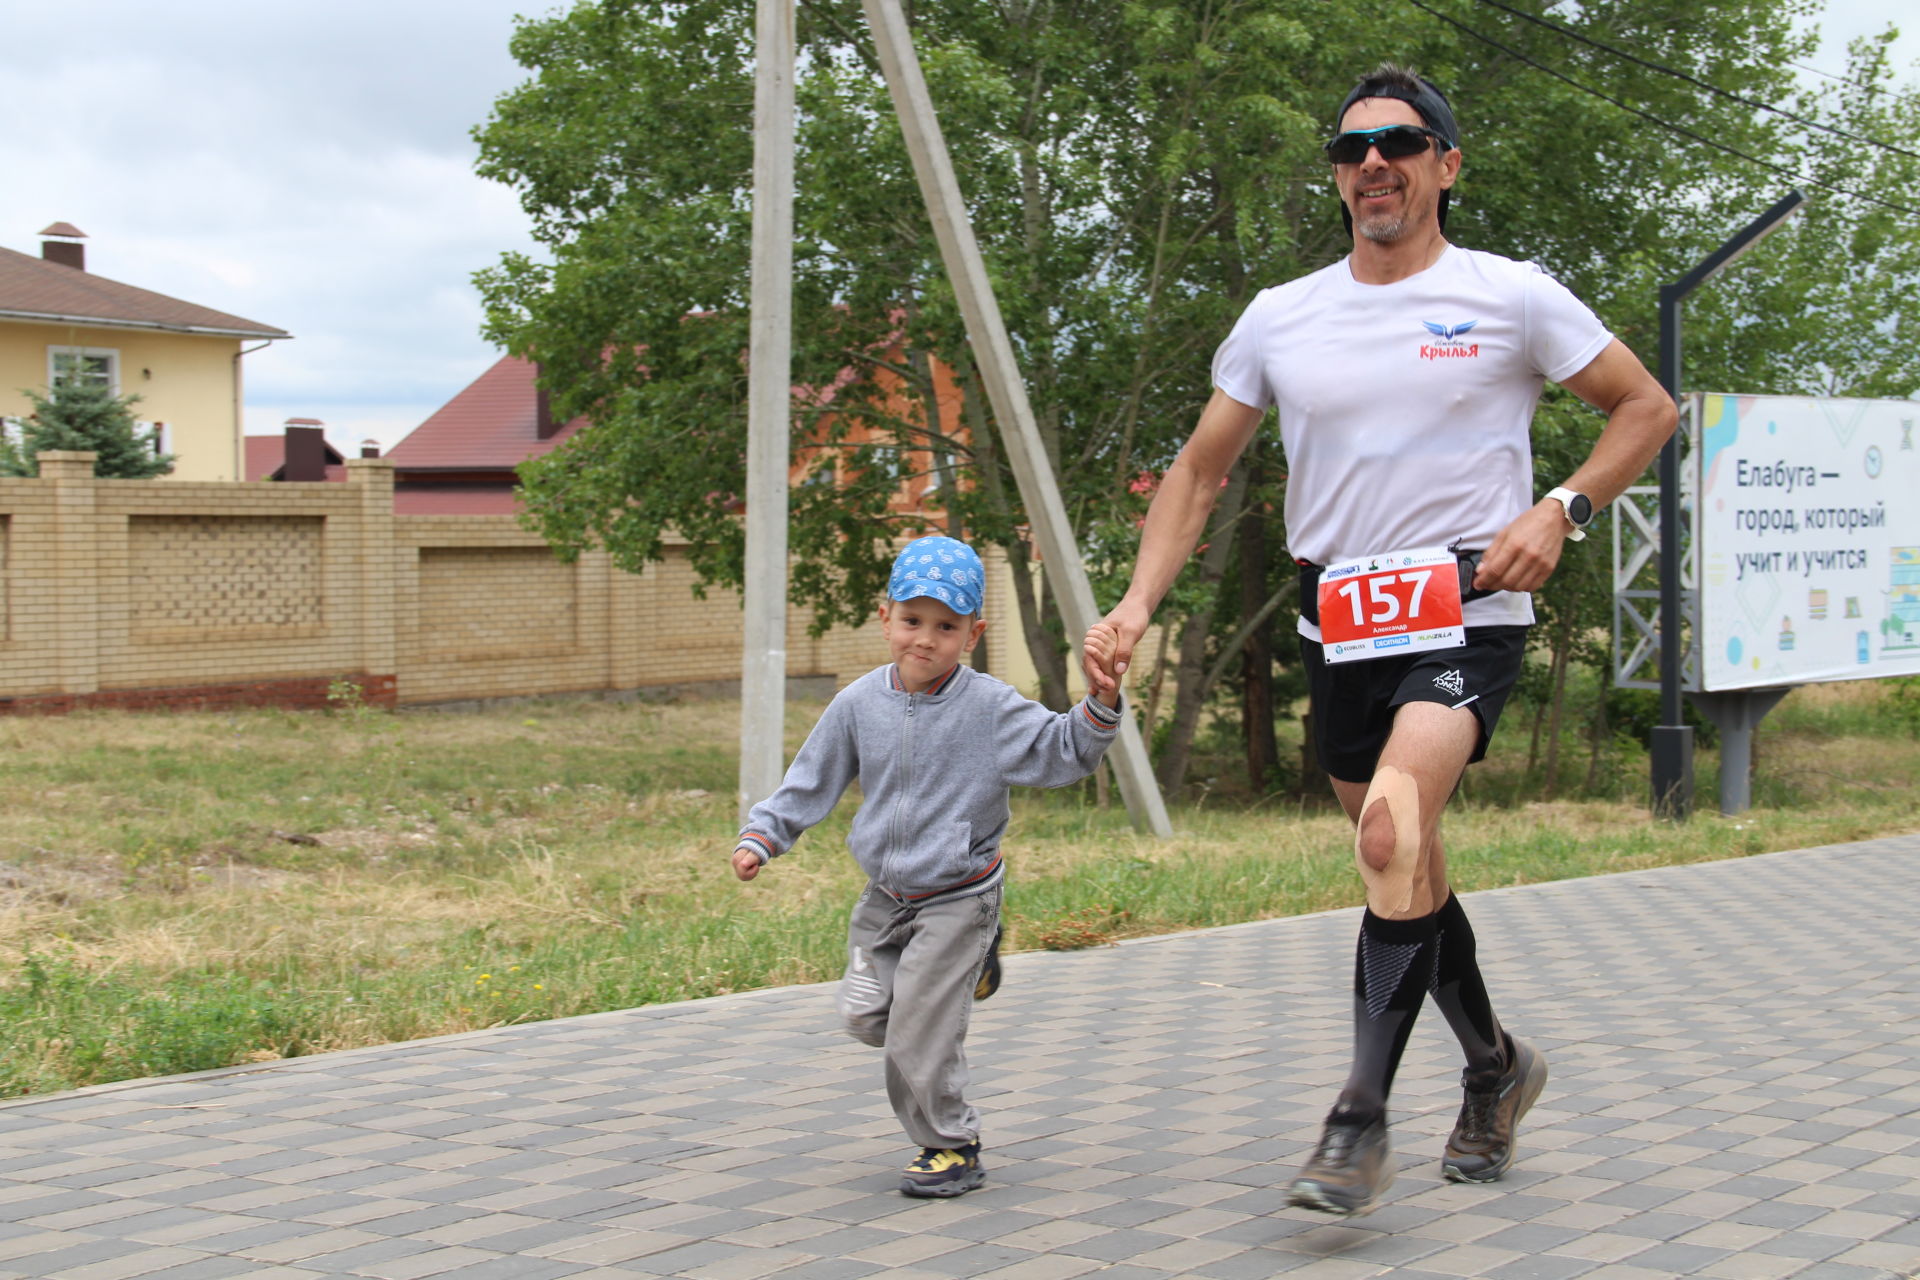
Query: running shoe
xmin=1443 ymin=1035 xmax=1549 ymax=1183
xmin=900 ymin=1143 xmax=986 ymax=1198
xmin=1286 ymin=1110 xmax=1393 ymax=1216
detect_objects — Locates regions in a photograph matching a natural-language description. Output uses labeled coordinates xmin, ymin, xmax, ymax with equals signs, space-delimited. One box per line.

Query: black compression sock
xmin=1335 ymin=907 xmax=1439 ymax=1122
xmin=1429 ymin=891 xmax=1507 ymax=1081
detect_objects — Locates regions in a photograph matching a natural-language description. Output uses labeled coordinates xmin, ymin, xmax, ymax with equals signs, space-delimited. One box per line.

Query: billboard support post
xmin=1652 ymin=190 xmax=1806 ymax=820
xmin=1687 ymin=688 xmax=1789 ymax=815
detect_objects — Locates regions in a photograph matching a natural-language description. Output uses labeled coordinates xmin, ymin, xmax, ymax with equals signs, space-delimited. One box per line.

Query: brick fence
xmin=0 ymin=452 xmax=994 ymax=713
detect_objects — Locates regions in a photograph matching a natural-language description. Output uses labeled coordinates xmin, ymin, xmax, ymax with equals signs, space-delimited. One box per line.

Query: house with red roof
xmin=0 ymin=223 xmax=289 ymax=481
xmin=383 ymin=355 xmax=585 ymax=515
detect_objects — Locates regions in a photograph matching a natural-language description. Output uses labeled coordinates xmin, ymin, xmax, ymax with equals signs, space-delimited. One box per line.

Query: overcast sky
xmin=4 ymin=2 xmax=1913 ymax=455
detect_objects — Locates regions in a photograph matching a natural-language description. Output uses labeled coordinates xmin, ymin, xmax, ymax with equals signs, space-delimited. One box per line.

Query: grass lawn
xmin=1 ymin=678 xmax=1914 ymax=1097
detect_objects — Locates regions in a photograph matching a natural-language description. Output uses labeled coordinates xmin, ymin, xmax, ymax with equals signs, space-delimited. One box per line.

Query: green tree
xmin=2 ymin=381 xmax=173 ymax=479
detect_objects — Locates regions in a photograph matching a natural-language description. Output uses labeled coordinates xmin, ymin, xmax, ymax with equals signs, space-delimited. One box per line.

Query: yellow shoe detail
xmin=906 ymin=1148 xmax=966 ymax=1174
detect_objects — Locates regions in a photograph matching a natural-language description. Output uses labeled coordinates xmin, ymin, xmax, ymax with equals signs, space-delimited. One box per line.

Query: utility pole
xmin=738 ymin=0 xmax=796 ymax=823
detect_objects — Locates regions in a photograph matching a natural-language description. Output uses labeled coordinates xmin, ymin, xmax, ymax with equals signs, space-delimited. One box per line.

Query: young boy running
xmin=731 ymin=534 xmax=1123 ymax=1197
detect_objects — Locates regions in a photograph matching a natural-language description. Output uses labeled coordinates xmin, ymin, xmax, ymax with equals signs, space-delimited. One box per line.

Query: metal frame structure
xmin=1613 ymin=397 xmax=1698 ymax=693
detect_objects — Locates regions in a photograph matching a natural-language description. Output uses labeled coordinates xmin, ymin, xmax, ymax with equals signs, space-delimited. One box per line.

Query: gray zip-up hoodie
xmin=736 ymin=662 xmax=1122 ymax=901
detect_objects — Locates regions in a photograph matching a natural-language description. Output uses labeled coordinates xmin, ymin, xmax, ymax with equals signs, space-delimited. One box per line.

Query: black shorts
xmin=1297 ymin=559 xmax=1527 ymax=783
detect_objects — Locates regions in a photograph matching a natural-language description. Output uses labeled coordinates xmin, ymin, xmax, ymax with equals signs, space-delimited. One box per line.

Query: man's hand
xmin=1083 ymin=601 xmax=1149 ymax=704
xmin=1475 ymin=500 xmax=1572 ymax=594
xmin=731 ymin=848 xmax=763 ymax=881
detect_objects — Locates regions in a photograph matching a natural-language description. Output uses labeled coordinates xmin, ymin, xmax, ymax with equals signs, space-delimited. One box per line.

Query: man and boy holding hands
xmin=728 ymin=62 xmax=1674 ymax=1214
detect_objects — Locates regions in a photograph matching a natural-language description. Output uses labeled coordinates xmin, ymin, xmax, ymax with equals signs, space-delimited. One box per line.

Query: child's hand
xmin=731 ymin=848 xmax=764 ymax=881
xmin=1083 ymin=621 xmax=1124 ymax=707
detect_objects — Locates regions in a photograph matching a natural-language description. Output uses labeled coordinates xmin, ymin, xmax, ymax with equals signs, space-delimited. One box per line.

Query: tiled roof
xmin=242 ymin=436 xmax=283 ymax=482
xmin=0 ymin=246 xmax=289 ymax=338
xmin=385 ymin=356 xmax=587 ymax=472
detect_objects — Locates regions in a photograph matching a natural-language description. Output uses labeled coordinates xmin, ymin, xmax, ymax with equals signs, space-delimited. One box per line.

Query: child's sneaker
xmin=974 ymin=927 xmax=1003 ymax=1001
xmin=900 ymin=1143 xmax=985 ymax=1197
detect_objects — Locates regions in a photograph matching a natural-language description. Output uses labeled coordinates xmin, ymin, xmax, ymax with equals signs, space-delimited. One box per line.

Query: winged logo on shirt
xmin=1422 ymin=320 xmax=1479 ymax=342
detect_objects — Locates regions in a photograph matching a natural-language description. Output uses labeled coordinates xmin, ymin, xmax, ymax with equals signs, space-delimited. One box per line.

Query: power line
xmin=1399 ymin=0 xmax=1920 ymax=216
xmin=1464 ymin=0 xmax=1918 ymax=161
xmin=1785 ymin=58 xmax=1893 ymax=98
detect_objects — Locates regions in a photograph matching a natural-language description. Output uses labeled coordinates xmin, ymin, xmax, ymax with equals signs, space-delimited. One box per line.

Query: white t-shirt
xmin=1211 ymin=245 xmax=1612 ymax=635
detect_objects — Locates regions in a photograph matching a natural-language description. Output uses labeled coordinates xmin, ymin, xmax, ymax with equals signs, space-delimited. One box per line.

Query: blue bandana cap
xmin=888 ymin=535 xmax=984 ymax=617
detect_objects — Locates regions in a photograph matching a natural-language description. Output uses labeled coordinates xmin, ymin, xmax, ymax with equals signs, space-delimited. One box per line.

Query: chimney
xmin=534 ymin=362 xmax=560 ymax=440
xmin=360 ymin=439 xmax=381 ymax=459
xmin=39 ymin=221 xmax=87 ymax=271
xmin=282 ymin=420 xmax=328 ymax=482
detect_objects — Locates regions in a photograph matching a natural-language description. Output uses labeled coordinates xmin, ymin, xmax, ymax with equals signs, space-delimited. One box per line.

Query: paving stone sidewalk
xmin=2 ymin=835 xmax=1918 ymax=1280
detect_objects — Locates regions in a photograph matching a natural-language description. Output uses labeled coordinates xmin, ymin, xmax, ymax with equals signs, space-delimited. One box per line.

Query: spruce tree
xmin=4 ymin=380 xmax=173 ymax=478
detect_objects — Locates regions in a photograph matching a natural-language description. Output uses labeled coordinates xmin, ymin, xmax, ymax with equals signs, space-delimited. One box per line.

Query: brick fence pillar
xmin=608 ymin=554 xmax=644 ymax=693
xmin=39 ymin=451 xmax=101 ymax=697
xmin=347 ymin=457 xmax=398 ymax=705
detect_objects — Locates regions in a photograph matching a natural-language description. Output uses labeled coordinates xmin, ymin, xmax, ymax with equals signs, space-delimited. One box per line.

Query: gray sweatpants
xmin=838 ymin=883 xmax=1001 ymax=1150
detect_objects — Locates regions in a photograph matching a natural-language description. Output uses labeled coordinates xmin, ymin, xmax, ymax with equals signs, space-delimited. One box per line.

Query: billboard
xmin=1697 ymin=393 xmax=1920 ymax=691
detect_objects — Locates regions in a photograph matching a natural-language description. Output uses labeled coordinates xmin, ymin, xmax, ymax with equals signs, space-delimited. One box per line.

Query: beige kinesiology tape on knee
xmin=1355 ymin=765 xmax=1424 ymax=916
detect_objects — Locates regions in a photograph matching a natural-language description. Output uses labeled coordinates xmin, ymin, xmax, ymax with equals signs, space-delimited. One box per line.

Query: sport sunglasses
xmin=1323 ymin=124 xmax=1451 ymax=165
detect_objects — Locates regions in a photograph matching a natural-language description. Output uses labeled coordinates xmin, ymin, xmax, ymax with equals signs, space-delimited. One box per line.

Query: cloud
xmin=1 ymin=0 xmax=551 ymax=452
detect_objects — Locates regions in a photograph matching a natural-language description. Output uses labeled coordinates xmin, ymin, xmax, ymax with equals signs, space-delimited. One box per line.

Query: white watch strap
xmin=1544 ymin=487 xmax=1587 ymax=542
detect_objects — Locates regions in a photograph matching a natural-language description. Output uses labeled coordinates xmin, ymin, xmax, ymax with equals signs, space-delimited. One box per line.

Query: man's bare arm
xmin=1084 ymin=389 xmax=1265 ymax=698
xmin=1476 ymin=339 xmax=1677 ymax=594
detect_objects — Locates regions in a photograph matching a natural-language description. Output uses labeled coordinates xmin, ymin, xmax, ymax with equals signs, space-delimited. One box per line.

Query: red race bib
xmin=1318 ymin=546 xmax=1466 ymax=664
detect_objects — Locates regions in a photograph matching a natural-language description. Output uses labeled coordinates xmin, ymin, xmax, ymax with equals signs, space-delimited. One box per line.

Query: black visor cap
xmin=1334 ymin=75 xmax=1458 ymax=149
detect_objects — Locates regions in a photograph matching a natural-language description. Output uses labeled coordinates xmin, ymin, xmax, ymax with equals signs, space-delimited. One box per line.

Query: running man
xmin=1083 ymin=64 xmax=1675 ymax=1216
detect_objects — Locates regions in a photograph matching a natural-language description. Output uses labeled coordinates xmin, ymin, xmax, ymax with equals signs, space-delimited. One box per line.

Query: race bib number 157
xmin=1318 ymin=546 xmax=1466 ymax=664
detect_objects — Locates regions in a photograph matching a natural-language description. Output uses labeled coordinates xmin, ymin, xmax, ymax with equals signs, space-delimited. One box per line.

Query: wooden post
xmin=739 ymin=0 xmax=796 ymax=823
xmin=860 ymin=0 xmax=1171 ymax=835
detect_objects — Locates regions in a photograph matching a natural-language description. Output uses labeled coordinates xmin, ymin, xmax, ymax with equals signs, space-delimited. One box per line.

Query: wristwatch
xmin=1543 ymin=487 xmax=1593 ymax=542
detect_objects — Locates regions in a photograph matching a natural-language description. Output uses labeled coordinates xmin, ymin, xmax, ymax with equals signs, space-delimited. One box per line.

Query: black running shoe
xmin=1443 ymin=1035 xmax=1549 ymax=1183
xmin=974 ymin=926 xmax=1002 ymax=1001
xmin=900 ymin=1143 xmax=985 ymax=1198
xmin=1286 ymin=1111 xmax=1393 ymax=1217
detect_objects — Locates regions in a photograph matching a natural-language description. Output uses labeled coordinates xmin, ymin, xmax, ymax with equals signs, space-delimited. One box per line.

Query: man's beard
xmin=1355 ymin=209 xmax=1409 ymax=243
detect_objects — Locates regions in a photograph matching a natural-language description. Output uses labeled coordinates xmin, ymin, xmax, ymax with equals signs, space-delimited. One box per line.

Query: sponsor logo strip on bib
xmin=1319 ymin=545 xmax=1466 ymax=664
